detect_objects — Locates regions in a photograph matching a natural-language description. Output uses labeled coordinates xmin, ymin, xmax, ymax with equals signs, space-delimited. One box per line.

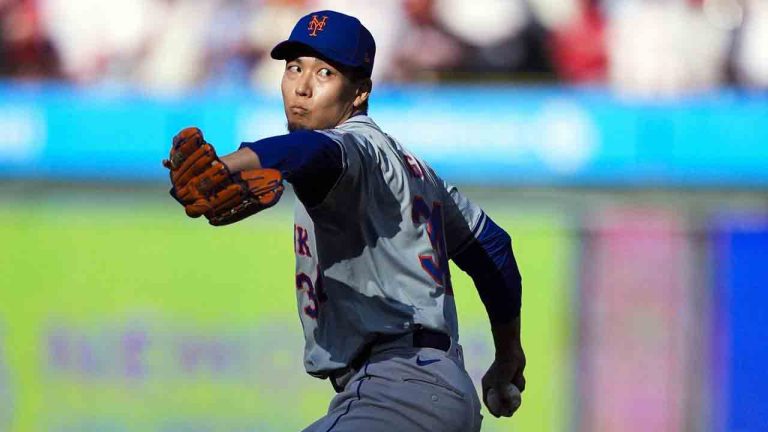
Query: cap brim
xmin=270 ymin=40 xmax=312 ymax=61
xmin=270 ymin=41 xmax=363 ymax=69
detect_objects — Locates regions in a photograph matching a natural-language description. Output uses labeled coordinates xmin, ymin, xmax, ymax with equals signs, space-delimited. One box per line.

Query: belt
xmin=329 ymin=327 xmax=451 ymax=393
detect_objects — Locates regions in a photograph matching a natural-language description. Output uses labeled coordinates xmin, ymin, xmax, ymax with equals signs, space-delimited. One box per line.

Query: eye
xmin=318 ymin=68 xmax=333 ymax=78
xmin=286 ymin=64 xmax=301 ymax=73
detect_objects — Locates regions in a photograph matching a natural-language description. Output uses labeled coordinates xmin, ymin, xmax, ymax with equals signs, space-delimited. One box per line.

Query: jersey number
xmin=412 ymin=196 xmax=453 ymax=295
xmin=296 ymin=266 xmax=326 ymax=319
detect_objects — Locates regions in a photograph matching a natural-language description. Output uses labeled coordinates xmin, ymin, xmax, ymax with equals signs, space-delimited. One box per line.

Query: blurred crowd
xmin=1 ymin=0 xmax=766 ymax=96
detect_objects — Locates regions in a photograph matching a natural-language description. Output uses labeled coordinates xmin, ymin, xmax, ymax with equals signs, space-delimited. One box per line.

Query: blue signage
xmin=0 ymin=84 xmax=766 ymax=186
xmin=712 ymin=215 xmax=768 ymax=431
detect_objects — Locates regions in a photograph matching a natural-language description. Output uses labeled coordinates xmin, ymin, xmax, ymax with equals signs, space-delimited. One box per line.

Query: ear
xmin=353 ymin=78 xmax=372 ymax=110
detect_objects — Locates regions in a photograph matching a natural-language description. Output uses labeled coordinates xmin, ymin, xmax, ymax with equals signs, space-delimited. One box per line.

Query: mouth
xmin=289 ymin=106 xmax=309 ymax=116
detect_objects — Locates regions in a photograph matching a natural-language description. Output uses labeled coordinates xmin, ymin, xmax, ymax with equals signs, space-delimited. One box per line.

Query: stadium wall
xmin=1 ymin=85 xmax=766 ymax=431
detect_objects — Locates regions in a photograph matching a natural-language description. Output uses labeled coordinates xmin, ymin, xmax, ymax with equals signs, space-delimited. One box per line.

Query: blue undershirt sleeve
xmin=239 ymin=130 xmax=343 ymax=208
xmin=451 ymin=214 xmax=522 ymax=325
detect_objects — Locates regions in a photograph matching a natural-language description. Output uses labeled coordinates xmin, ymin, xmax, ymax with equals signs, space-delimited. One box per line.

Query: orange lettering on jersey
xmin=405 ymin=154 xmax=424 ymax=179
xmin=307 ymin=15 xmax=328 ymax=37
xmin=294 ymin=224 xmax=312 ymax=257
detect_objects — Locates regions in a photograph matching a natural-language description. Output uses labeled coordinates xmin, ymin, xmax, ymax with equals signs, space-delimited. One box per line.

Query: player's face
xmin=281 ymin=56 xmax=363 ymax=131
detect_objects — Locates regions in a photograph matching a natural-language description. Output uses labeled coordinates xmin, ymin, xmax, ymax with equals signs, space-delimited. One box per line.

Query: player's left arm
xmin=226 ymin=129 xmax=344 ymax=208
xmin=220 ymin=147 xmax=263 ymax=172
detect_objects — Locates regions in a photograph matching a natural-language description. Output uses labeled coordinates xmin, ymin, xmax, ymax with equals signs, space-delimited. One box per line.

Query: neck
xmin=334 ymin=104 xmax=361 ymax=127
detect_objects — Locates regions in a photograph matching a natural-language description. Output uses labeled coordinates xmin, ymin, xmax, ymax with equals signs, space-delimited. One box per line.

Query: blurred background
xmin=0 ymin=0 xmax=766 ymax=431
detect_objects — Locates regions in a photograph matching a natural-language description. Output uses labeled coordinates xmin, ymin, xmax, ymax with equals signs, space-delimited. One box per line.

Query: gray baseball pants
xmin=302 ymin=338 xmax=483 ymax=432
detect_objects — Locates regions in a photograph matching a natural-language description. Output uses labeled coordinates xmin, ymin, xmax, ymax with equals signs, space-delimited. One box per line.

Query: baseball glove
xmin=163 ymin=127 xmax=284 ymax=226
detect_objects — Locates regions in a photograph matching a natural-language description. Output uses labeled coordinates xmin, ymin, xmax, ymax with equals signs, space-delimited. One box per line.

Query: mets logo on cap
xmin=308 ymin=15 xmax=328 ymax=37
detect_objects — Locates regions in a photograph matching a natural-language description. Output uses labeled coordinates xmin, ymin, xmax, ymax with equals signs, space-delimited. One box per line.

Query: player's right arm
xmin=440 ymin=182 xmax=526 ymax=417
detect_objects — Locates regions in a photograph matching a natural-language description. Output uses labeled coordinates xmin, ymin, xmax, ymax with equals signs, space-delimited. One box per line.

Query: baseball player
xmin=164 ymin=10 xmax=525 ymax=431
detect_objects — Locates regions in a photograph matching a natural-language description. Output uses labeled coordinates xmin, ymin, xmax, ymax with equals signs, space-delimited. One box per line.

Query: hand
xmin=481 ymin=317 xmax=526 ymax=417
xmin=162 ymin=127 xmax=284 ymax=226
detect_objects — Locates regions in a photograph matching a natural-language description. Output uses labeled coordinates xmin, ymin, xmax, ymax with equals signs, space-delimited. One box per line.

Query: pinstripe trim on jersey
xmin=325 ymin=361 xmax=370 ymax=431
xmin=451 ymin=215 xmax=522 ymax=322
xmin=449 ymin=211 xmax=488 ymax=258
xmin=472 ymin=211 xmax=488 ymax=237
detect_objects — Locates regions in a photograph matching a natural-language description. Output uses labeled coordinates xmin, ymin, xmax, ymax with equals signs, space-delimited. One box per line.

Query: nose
xmin=295 ymin=73 xmax=312 ymax=98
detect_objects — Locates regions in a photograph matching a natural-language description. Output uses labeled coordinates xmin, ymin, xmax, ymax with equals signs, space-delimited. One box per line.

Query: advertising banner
xmin=1 ymin=85 xmax=766 ymax=186
xmin=711 ymin=215 xmax=768 ymax=432
xmin=579 ymin=208 xmax=693 ymax=432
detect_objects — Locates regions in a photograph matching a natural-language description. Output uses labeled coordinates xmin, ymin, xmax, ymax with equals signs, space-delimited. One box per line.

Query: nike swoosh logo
xmin=416 ymin=356 xmax=441 ymax=366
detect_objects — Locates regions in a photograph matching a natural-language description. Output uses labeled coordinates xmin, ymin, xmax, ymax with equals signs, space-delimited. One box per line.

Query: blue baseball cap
xmin=271 ymin=10 xmax=376 ymax=78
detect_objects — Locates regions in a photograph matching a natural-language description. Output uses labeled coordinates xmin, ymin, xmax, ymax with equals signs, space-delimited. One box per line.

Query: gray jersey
xmin=292 ymin=115 xmax=485 ymax=377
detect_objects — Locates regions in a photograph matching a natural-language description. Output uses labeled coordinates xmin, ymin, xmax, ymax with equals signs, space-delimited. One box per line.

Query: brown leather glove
xmin=163 ymin=127 xmax=284 ymax=226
